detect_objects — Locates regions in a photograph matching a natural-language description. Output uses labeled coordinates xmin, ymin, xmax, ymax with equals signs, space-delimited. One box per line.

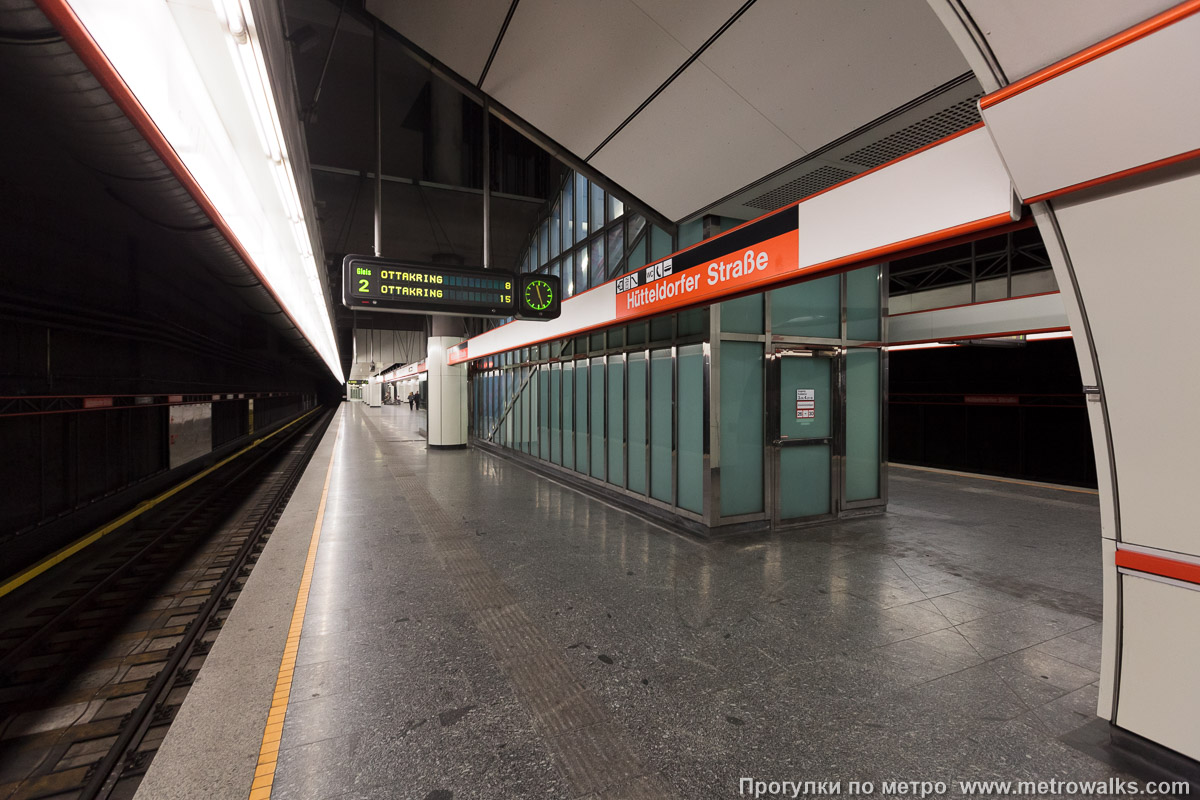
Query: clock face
xmin=524 ymin=279 xmax=554 ymax=311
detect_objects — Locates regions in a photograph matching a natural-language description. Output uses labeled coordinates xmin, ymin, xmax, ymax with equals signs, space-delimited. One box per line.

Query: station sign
xmin=342 ymin=255 xmax=560 ymax=320
xmin=614 ymin=207 xmax=799 ymax=320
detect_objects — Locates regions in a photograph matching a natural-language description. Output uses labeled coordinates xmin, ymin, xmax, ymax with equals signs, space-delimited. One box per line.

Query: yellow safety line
xmin=249 ymin=425 xmax=338 ymax=800
xmin=890 ymin=462 xmax=1100 ymax=495
xmin=0 ymin=408 xmax=322 ymax=599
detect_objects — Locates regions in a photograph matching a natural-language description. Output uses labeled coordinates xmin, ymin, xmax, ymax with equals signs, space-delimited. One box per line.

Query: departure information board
xmin=343 ymin=255 xmax=516 ymax=317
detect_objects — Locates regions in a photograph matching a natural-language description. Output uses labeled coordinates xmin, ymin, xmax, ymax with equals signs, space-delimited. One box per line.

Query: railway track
xmin=0 ymin=408 xmax=333 ymax=800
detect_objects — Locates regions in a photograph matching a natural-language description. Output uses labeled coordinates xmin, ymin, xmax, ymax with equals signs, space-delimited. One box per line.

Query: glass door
xmin=769 ymin=348 xmax=839 ymax=525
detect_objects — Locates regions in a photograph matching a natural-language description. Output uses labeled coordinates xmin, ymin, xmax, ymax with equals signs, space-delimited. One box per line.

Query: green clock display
xmin=516 ymin=273 xmax=561 ymax=320
xmin=524 ymin=279 xmax=553 ymax=310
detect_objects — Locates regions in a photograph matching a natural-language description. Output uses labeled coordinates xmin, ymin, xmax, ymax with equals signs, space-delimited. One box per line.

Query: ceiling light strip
xmin=37 ymin=0 xmax=341 ymax=380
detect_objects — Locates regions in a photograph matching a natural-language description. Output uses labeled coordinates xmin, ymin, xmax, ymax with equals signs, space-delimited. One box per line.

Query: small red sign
xmin=964 ymin=395 xmax=1019 ymax=405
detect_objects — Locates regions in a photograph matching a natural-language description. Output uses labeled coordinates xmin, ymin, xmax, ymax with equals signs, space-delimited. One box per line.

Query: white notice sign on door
xmin=796 ymin=389 xmax=815 ymax=419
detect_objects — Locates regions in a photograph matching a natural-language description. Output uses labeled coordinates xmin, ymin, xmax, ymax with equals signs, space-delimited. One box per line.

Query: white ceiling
xmin=367 ymin=0 xmax=972 ymax=221
xmin=960 ymin=0 xmax=1179 ymax=82
xmin=367 ymin=0 xmax=513 ymax=84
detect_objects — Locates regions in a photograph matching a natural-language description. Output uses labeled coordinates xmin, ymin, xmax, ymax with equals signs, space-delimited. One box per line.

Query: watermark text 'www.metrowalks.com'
xmin=739 ymin=777 xmax=1191 ymax=798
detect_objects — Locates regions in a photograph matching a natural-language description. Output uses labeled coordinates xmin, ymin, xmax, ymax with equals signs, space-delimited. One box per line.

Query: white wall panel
xmin=961 ymin=0 xmax=1178 ymax=82
xmin=700 ymin=0 xmax=968 ymax=152
xmin=794 ymin=128 xmax=1011 ymax=268
xmin=590 ymin=61 xmax=804 ymax=221
xmin=1052 ymin=168 xmax=1200 ymax=555
xmin=887 ymin=292 xmax=1067 ymax=344
xmin=1116 ymin=574 xmax=1200 ymax=759
xmin=467 ymin=283 xmax=618 ymax=362
xmin=981 ymin=14 xmax=1200 ymax=202
xmin=366 ymin=0 xmax=511 ymax=84
xmin=481 ymin=0 xmax=691 ymax=157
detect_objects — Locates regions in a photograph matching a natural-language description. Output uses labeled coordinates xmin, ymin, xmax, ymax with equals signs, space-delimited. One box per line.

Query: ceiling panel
xmin=366 ymin=0 xmax=512 ymax=84
xmin=698 ymin=0 xmax=969 ymax=152
xmin=961 ymin=0 xmax=1178 ymax=82
xmin=628 ymin=0 xmax=747 ymax=52
xmin=589 ymin=61 xmax=804 ymax=221
xmin=480 ymin=0 xmax=692 ymax=156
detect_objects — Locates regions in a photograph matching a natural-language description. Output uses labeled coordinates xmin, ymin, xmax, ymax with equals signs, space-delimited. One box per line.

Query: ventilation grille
xmin=842 ymin=95 xmax=983 ymax=169
xmin=744 ymin=165 xmax=856 ymax=211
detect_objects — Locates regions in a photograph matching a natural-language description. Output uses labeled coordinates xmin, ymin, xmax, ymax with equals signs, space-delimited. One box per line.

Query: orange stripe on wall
xmin=1116 ymin=550 xmax=1200 ymax=586
xmin=1024 ymin=148 xmax=1200 ymax=205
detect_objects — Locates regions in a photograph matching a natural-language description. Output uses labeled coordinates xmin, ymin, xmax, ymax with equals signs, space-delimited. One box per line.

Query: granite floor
xmin=270 ymin=403 xmax=1149 ymax=799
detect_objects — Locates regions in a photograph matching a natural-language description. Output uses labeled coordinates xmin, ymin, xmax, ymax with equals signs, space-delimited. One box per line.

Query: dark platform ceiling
xmin=284 ymin=0 xmax=560 ymax=339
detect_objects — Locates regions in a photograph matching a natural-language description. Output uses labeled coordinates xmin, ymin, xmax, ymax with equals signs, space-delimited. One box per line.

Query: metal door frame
xmin=767 ymin=345 xmax=843 ymax=528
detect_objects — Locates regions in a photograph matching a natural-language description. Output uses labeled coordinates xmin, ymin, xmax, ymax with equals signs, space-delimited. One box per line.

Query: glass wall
xmin=488 ymin=170 xmax=677 ymax=332
xmin=468 ymin=263 xmax=886 ymax=530
xmin=470 ymin=314 xmax=708 ymax=520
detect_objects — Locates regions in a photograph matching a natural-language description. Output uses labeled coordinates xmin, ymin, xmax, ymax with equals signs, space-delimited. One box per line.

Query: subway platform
xmin=135 ymin=402 xmax=1152 ymax=800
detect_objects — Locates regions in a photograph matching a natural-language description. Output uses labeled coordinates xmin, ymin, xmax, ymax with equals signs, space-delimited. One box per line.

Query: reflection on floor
xmin=274 ymin=403 xmax=1119 ymax=800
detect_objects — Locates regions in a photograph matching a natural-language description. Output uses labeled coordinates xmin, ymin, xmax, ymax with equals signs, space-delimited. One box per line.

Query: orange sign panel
xmin=614 ymin=207 xmax=798 ymax=320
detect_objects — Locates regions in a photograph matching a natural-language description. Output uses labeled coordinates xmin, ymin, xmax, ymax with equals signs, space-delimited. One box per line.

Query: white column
xmin=426 ymin=335 xmax=467 ymax=448
xmin=931 ymin=1 xmax=1200 ymax=759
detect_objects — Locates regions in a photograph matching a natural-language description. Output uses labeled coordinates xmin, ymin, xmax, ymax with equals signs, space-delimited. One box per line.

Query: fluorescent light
xmin=886 ymin=342 xmax=958 ymax=351
xmin=1025 ymin=330 xmax=1073 ymax=341
xmin=64 ymin=1 xmax=343 ymax=381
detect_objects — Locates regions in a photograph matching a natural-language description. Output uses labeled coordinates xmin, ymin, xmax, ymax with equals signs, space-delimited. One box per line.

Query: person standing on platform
xmin=413 ymin=392 xmax=420 ymax=411
xmin=407 ymin=391 xmax=415 ymax=411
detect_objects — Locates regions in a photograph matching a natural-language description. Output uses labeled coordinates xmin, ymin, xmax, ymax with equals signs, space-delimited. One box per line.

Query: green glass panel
xmin=721 ymin=295 xmax=763 ymax=334
xmin=503 ymin=371 xmax=512 ymax=448
xmin=779 ymin=356 xmax=831 ymax=440
xmin=575 ymin=362 xmax=588 ymax=472
xmin=846 ymin=349 xmax=881 ymax=501
xmin=590 ymin=332 xmax=605 ymax=352
xmin=771 ymin=275 xmax=840 ymax=338
xmin=678 ymin=218 xmax=703 ymax=248
xmin=517 ymin=372 xmax=526 ymax=452
xmin=608 ymin=327 xmax=625 ymax=349
xmin=719 ymin=342 xmax=763 ymax=515
xmin=550 ymin=366 xmax=562 ymax=464
xmin=524 ymin=372 xmax=534 ymax=454
xmin=650 ymin=316 xmax=672 ymax=342
xmin=627 ymin=354 xmax=647 ymax=493
xmin=649 ymin=350 xmax=673 ymax=503
xmin=590 ymin=359 xmax=605 ymax=479
xmin=780 ymin=445 xmax=831 ymax=519
xmin=677 ymin=307 xmax=707 ymax=337
xmin=676 ymin=344 xmax=704 ymax=514
xmin=562 ymin=364 xmax=574 ymax=469
xmin=626 ymin=234 xmax=647 ymax=272
xmin=627 ymin=323 xmax=647 ymax=346
xmin=847 ymin=265 xmax=881 ymax=341
xmin=650 ymin=226 xmax=672 ymax=261
xmin=607 ymin=359 xmax=625 ymax=487
xmin=539 ymin=368 xmax=550 ymax=461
